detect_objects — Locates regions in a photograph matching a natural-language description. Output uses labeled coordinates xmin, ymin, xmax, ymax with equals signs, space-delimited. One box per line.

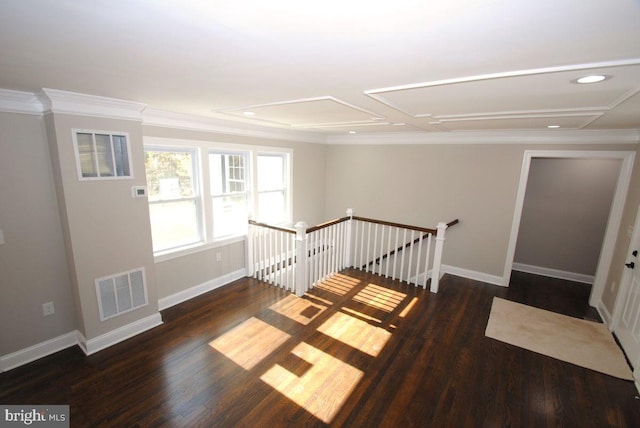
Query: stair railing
xmin=247 ymin=209 xmax=458 ymax=296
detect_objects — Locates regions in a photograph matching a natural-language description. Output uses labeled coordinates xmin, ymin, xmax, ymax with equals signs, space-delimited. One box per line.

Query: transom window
xmin=73 ymin=129 xmax=132 ymax=180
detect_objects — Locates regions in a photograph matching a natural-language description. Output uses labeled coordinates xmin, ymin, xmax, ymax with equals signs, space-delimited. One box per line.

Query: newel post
xmin=294 ymin=221 xmax=308 ymax=297
xmin=246 ymin=220 xmax=254 ymax=278
xmin=430 ymin=222 xmax=449 ymax=293
xmin=344 ymin=208 xmax=354 ymax=268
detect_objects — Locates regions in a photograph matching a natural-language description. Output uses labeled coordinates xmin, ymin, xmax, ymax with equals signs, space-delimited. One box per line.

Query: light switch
xmin=0 ymin=229 xmax=4 ymax=245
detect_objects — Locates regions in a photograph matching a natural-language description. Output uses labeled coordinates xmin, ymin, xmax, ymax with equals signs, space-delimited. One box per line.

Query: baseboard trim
xmin=512 ymin=262 xmax=594 ymax=285
xmin=79 ymin=313 xmax=163 ymax=356
xmin=0 ymin=331 xmax=78 ymax=373
xmin=158 ymin=268 xmax=247 ymax=311
xmin=441 ymin=264 xmax=504 ymax=286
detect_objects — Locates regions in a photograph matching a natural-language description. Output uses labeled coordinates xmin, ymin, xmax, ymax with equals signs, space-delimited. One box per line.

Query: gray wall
xmin=45 ymin=113 xmax=159 ymax=341
xmin=324 ymin=143 xmax=635 ymax=283
xmin=142 ymin=125 xmax=327 ymax=300
xmin=514 ymin=158 xmax=620 ymax=276
xmin=0 ymin=112 xmax=76 ymax=355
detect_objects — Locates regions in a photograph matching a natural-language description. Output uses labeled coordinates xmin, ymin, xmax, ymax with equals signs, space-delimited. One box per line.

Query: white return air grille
xmin=95 ymin=267 xmax=148 ymax=321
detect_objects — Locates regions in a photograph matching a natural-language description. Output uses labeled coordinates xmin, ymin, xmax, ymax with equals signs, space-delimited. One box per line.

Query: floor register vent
xmin=96 ymin=267 xmax=148 ymax=321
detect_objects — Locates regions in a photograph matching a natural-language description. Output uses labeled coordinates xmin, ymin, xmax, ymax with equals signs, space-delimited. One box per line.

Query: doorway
xmin=503 ymin=150 xmax=635 ymax=310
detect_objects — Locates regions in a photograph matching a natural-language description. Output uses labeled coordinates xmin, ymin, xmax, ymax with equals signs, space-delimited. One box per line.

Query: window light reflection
xmin=261 ymin=342 xmax=364 ymax=424
xmin=209 ymin=317 xmax=291 ymax=370
xmin=317 ymin=311 xmax=391 ymax=357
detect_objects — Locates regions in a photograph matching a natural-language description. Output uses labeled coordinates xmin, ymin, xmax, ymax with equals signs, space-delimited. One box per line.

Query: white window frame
xmin=254 ymin=151 xmax=292 ymax=226
xmin=145 ymin=145 xmax=204 ymax=254
xmin=209 ymin=150 xmax=252 ymax=240
xmin=143 ymin=137 xmax=293 ymax=259
xmin=72 ymin=129 xmax=133 ymax=181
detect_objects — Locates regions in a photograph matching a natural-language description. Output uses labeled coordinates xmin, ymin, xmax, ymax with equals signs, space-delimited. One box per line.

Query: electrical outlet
xmin=43 ymin=301 xmax=55 ymax=317
xmin=216 ymin=252 xmax=222 ymax=262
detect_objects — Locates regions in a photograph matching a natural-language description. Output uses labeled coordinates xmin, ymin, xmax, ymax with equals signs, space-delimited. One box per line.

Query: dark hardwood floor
xmin=2 ymin=269 xmax=640 ymax=427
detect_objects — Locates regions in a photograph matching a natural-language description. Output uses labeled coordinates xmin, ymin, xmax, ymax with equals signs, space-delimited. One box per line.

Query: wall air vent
xmin=95 ymin=267 xmax=148 ymax=321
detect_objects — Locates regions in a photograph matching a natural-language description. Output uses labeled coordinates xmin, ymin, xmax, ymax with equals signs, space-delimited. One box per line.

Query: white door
xmin=612 ymin=206 xmax=640 ymax=376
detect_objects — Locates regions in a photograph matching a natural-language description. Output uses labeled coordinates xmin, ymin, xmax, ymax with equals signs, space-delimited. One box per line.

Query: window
xmin=73 ymin=130 xmax=131 ymax=179
xmin=145 ymin=148 xmax=202 ymax=253
xmin=143 ymin=137 xmax=292 ymax=257
xmin=210 ymin=152 xmax=250 ymax=239
xmin=256 ymin=153 xmax=289 ymax=224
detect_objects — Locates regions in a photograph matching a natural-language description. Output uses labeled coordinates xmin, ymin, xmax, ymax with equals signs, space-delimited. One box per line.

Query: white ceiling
xmin=1 ymin=0 xmax=639 ymax=136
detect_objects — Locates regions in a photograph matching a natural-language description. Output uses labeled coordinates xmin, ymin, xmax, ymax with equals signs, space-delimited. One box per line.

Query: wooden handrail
xmin=353 ymin=216 xmax=459 ymax=235
xmin=359 ymin=218 xmax=459 ymax=268
xmin=305 ymin=216 xmax=350 ymax=233
xmin=249 ymin=216 xmax=459 ymax=239
xmin=248 ymin=219 xmax=296 ymax=234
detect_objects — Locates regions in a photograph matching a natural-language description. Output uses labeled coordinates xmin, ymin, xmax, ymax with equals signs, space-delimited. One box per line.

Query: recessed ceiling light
xmin=348 ymin=131 xmax=357 ymax=134
xmin=572 ymin=74 xmax=612 ymax=84
xmin=243 ymin=111 xmax=255 ymax=116
xmin=547 ymin=125 xmax=561 ymax=129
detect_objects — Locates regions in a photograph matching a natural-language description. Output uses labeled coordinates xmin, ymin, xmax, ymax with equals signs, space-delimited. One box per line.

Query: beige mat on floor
xmin=485 ymin=297 xmax=633 ymax=380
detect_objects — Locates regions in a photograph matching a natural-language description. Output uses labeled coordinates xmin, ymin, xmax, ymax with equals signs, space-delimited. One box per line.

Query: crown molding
xmin=326 ymin=129 xmax=640 ymax=145
xmin=39 ymin=88 xmax=147 ymax=121
xmin=0 ymin=88 xmax=44 ymax=115
xmin=1 ymin=87 xmax=638 ymax=146
xmin=142 ymin=108 xmax=327 ymax=144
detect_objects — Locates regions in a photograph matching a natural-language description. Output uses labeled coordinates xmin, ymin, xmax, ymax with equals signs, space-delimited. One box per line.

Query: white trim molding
xmin=441 ymin=264 xmax=504 ymax=286
xmin=503 ymin=150 xmax=636 ymax=308
xmin=0 ymin=88 xmax=44 ymax=115
xmin=327 ymin=129 xmax=640 ymax=145
xmin=143 ymin=108 xmax=326 ymax=144
xmin=78 ymin=312 xmax=163 ymax=356
xmin=0 ymin=331 xmax=78 ymax=373
xmin=512 ymin=262 xmax=594 ymax=285
xmin=39 ymin=88 xmax=147 ymax=121
xmin=158 ymin=268 xmax=247 ymax=310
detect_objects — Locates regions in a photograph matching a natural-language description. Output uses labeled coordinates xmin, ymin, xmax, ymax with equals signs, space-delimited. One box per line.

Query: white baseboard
xmin=441 ymin=264 xmax=504 ymax=286
xmin=512 ymin=262 xmax=594 ymax=285
xmin=158 ymin=268 xmax=247 ymax=310
xmin=0 ymin=331 xmax=78 ymax=373
xmin=79 ymin=312 xmax=163 ymax=356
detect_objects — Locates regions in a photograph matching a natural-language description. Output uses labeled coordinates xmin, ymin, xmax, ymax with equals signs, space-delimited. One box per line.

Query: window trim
xmin=145 ymin=145 xmax=205 ymax=254
xmin=144 ymin=137 xmax=293 ymax=259
xmin=209 ymin=150 xmax=252 ymax=240
xmin=72 ymin=128 xmax=134 ymax=181
xmin=255 ymin=151 xmax=292 ymax=226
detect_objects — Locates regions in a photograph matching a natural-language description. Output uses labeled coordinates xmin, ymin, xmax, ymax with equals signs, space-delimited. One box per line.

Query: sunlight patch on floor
xmin=260 ymin=342 xmax=364 ymax=424
xmin=352 ymin=283 xmax=406 ymax=313
xmin=269 ymin=294 xmax=326 ymax=325
xmin=314 ymin=274 xmax=360 ymax=296
xmin=399 ymin=296 xmax=418 ymax=318
xmin=317 ymin=311 xmax=391 ymax=357
xmin=209 ymin=317 xmax=290 ymax=370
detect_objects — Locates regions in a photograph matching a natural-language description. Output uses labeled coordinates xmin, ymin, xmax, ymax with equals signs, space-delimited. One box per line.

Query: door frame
xmin=502 ymin=150 xmax=635 ymax=314
xmin=611 ymin=203 xmax=640 ymax=333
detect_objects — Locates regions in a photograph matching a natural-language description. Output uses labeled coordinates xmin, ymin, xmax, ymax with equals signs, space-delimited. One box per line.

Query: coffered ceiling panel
xmin=366 ymin=62 xmax=640 ymax=121
xmin=433 ymin=113 xmax=602 ymax=132
xmin=219 ymin=96 xmax=384 ymax=128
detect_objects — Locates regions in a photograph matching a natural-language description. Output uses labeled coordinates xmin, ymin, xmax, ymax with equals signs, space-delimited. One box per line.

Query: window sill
xmin=153 ymin=235 xmax=246 ymax=263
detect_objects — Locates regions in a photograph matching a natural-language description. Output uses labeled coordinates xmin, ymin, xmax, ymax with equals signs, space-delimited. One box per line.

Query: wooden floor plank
xmin=2 ymin=270 xmax=640 ymax=427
